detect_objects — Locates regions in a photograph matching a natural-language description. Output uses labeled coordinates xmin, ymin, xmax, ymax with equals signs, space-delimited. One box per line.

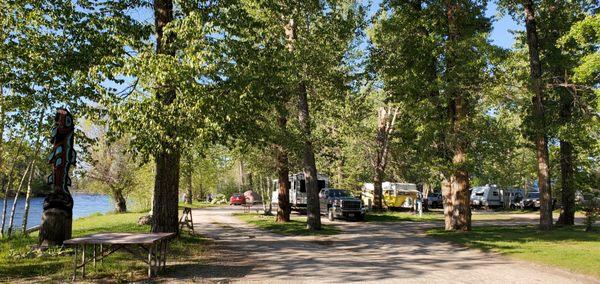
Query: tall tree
xmin=371 ymin=105 xmax=398 ymax=211
xmin=151 ymin=0 xmax=180 ymax=233
xmin=370 ymin=0 xmax=494 ymax=230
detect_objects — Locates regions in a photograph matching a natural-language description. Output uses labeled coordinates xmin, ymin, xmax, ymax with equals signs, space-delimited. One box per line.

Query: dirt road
xmin=162 ymin=207 xmax=597 ymax=283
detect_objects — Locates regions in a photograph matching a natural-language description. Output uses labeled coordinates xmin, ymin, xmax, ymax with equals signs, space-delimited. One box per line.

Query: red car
xmin=230 ymin=194 xmax=246 ymax=205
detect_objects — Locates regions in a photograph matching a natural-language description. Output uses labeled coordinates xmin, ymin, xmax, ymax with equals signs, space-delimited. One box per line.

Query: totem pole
xmin=39 ymin=108 xmax=76 ymax=247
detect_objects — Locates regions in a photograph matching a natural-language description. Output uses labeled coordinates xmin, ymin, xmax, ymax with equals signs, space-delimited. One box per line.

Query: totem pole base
xmin=39 ymin=208 xmax=72 ymax=247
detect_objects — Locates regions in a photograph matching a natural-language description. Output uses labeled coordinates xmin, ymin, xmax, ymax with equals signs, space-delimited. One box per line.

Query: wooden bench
xmin=64 ymin=232 xmax=176 ymax=280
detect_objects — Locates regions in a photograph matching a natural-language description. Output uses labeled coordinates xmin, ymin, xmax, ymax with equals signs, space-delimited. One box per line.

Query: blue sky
xmin=129 ymin=1 xmax=522 ymax=50
xmin=485 ymin=1 xmax=523 ymax=49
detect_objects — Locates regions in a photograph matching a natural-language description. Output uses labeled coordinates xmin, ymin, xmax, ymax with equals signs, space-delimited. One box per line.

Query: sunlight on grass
xmin=234 ymin=213 xmax=341 ymax=236
xmin=366 ymin=211 xmax=443 ymax=222
xmin=427 ymin=225 xmax=600 ymax=279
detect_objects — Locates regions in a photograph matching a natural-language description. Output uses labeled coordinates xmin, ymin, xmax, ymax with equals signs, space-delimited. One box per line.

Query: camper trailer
xmin=271 ymin=173 xmax=329 ymax=210
xmin=362 ymin=182 xmax=418 ymax=210
xmin=470 ymin=185 xmax=502 ymax=208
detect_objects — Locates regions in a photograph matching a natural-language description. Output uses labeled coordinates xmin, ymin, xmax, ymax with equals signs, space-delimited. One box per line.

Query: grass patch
xmin=178 ymin=201 xmax=221 ymax=209
xmin=234 ymin=213 xmax=341 ymax=236
xmin=1 ymin=212 xmax=209 ymax=282
xmin=366 ymin=211 xmax=443 ymax=222
xmin=427 ymin=225 xmax=600 ymax=279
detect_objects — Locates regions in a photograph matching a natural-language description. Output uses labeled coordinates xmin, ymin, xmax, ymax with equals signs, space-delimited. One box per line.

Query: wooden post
xmin=93 ymin=244 xmax=96 ymax=268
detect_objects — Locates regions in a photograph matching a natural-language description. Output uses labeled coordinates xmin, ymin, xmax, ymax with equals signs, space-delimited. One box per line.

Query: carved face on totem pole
xmin=39 ymin=108 xmax=76 ymax=246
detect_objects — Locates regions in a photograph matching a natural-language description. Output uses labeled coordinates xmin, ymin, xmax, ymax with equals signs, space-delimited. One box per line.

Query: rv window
xmin=493 ymin=191 xmax=498 ymax=196
xmin=299 ymin=180 xmax=306 ymax=192
xmin=475 ymin=192 xmax=484 ymax=196
xmin=318 ymin=180 xmax=326 ymax=190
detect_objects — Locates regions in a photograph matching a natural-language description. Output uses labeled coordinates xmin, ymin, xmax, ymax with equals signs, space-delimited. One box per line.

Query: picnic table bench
xmin=64 ymin=232 xmax=176 ymax=280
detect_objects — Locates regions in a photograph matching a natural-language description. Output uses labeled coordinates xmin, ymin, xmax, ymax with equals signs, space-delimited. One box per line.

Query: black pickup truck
xmin=319 ymin=188 xmax=365 ymax=221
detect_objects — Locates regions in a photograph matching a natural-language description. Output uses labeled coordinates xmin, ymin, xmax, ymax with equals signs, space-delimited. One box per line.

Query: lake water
xmin=0 ymin=193 xmax=113 ymax=232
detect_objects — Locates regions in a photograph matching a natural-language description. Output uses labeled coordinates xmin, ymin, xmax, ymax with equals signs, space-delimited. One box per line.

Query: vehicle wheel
xmin=356 ymin=213 xmax=365 ymax=222
xmin=328 ymin=209 xmax=334 ymax=221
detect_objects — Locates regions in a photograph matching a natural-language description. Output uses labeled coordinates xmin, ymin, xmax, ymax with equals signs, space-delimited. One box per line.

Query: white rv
xmin=470 ymin=185 xmax=501 ymax=208
xmin=271 ymin=173 xmax=329 ymax=210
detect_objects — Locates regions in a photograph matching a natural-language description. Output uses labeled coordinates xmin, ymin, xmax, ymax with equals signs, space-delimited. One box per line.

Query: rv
xmin=271 ymin=173 xmax=329 ymax=210
xmin=470 ymin=185 xmax=501 ymax=208
xmin=362 ymin=182 xmax=418 ymax=210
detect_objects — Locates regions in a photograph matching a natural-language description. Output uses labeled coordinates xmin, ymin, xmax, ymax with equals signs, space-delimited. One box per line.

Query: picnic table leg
xmin=82 ymin=244 xmax=86 ymax=278
xmin=154 ymin=243 xmax=160 ymax=275
xmin=93 ymin=244 xmax=97 ymax=268
xmin=100 ymin=244 xmax=104 ymax=264
xmin=147 ymin=244 xmax=153 ymax=278
xmin=73 ymin=245 xmax=78 ymax=281
xmin=162 ymin=241 xmax=167 ymax=270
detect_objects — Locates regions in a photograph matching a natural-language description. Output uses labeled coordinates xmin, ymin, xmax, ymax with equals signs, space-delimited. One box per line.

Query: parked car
xmin=319 ymin=188 xmax=365 ymax=221
xmin=520 ymin=191 xmax=539 ymax=209
xmin=470 ymin=185 xmax=502 ymax=208
xmin=519 ymin=191 xmax=557 ymax=210
xmin=230 ymin=193 xmax=246 ymax=205
xmin=427 ymin=193 xmax=443 ymax=208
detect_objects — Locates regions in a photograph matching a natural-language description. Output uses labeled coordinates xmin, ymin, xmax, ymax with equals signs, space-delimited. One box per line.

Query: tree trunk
xmin=277 ymin=20 xmax=295 ymax=224
xmin=557 ymin=91 xmax=574 ymax=225
xmin=267 ymin=177 xmax=273 ymax=215
xmin=7 ymin=161 xmax=32 ymax=237
xmin=449 ymin=96 xmax=471 ymax=231
xmin=152 ymin=150 xmax=180 ymax=233
xmin=113 ymin=189 xmax=127 ymax=213
xmin=1 ymin=170 xmax=14 ymax=238
xmin=21 ymin=163 xmax=36 ymax=234
xmin=21 ymin=107 xmax=46 ymax=234
xmin=1 ymin=134 xmax=27 ymax=238
xmin=151 ymin=0 xmax=180 ymax=234
xmin=441 ymin=177 xmax=454 ymax=228
xmin=276 ymin=145 xmax=290 ymax=222
xmin=0 ymin=87 xmax=4 ymax=197
xmin=298 ymin=83 xmax=321 ymax=231
xmin=238 ymin=159 xmax=245 ymax=192
xmin=444 ymin=0 xmax=471 ymax=231
xmin=524 ymin=0 xmax=552 ymax=230
xmin=373 ymin=167 xmax=384 ymax=211
xmin=185 ymin=162 xmax=193 ymax=205
xmin=372 ymin=106 xmax=398 ymax=211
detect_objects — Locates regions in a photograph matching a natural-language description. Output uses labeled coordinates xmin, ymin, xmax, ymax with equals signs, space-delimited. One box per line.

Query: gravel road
xmin=160 ymin=206 xmax=598 ymax=284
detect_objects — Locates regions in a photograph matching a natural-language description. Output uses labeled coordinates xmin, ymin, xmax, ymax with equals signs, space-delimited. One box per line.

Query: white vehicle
xmin=470 ymin=185 xmax=501 ymax=208
xmin=271 ymin=173 xmax=329 ymax=210
xmin=501 ymin=188 xmax=524 ymax=209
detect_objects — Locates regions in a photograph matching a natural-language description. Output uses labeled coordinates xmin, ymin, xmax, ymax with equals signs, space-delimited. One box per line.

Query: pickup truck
xmin=319 ymin=188 xmax=366 ymax=221
xmin=427 ymin=193 xmax=443 ymax=208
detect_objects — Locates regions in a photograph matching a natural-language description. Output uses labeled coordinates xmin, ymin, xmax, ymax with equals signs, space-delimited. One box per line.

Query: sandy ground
xmin=158 ymin=206 xmax=598 ymax=284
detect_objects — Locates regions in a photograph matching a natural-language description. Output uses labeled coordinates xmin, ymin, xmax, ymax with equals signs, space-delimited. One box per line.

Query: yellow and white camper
xmin=362 ymin=182 xmax=418 ymax=210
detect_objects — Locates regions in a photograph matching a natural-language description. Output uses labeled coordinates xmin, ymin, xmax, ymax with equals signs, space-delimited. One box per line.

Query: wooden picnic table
xmin=64 ymin=232 xmax=176 ymax=280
